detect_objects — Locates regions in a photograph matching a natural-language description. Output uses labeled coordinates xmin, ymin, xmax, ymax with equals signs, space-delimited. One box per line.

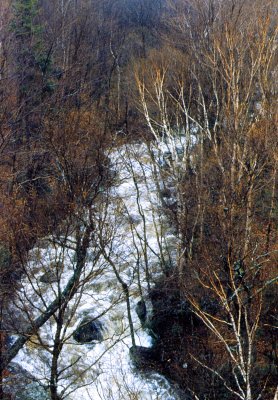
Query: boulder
xmin=129 ymin=345 xmax=161 ymax=369
xmin=73 ymin=318 xmax=103 ymax=343
xmin=135 ymin=300 xmax=147 ymax=325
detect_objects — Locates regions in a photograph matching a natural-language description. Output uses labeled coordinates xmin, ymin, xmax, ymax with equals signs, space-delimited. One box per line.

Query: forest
xmin=0 ymin=0 xmax=277 ymax=399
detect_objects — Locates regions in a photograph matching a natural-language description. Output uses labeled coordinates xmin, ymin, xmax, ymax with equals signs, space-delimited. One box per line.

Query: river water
xmin=13 ymin=143 xmax=182 ymax=400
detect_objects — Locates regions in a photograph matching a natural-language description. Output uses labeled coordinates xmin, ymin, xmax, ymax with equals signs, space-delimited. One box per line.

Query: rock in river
xmin=73 ymin=318 xmax=103 ymax=344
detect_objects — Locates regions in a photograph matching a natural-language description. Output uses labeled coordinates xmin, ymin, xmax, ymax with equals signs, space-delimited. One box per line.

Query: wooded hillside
xmin=0 ymin=1 xmax=277 ymax=399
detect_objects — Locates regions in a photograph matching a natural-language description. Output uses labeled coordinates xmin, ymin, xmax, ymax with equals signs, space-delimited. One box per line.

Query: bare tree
xmin=133 ymin=1 xmax=277 ymax=398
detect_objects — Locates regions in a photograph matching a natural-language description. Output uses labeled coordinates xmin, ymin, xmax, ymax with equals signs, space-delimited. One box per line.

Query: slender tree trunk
xmin=50 ymin=310 xmax=64 ymax=400
xmin=265 ymin=165 xmax=277 ymax=252
xmin=101 ymin=251 xmax=136 ymax=347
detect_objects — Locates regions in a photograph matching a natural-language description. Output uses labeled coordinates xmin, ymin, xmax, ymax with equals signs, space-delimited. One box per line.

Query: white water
xmin=13 ymin=143 xmax=181 ymax=400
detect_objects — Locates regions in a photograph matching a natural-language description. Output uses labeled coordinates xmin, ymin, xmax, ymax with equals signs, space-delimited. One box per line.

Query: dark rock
xmin=148 ymin=287 xmax=192 ymax=338
xmin=129 ymin=345 xmax=161 ymax=369
xmin=160 ymin=187 xmax=172 ymax=198
xmin=73 ymin=318 xmax=103 ymax=343
xmin=135 ymin=300 xmax=147 ymax=325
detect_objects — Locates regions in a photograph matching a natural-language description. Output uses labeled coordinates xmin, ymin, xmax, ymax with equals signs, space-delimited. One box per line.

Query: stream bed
xmin=12 ymin=143 xmax=182 ymax=400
